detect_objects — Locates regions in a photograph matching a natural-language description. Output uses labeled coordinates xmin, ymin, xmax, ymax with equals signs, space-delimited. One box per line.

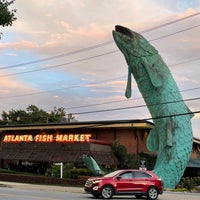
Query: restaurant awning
xmin=0 ymin=142 xmax=118 ymax=165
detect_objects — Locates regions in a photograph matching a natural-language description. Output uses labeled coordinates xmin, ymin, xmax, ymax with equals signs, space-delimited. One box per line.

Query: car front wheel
xmin=101 ymin=186 xmax=114 ymax=199
xmin=146 ymin=186 xmax=158 ymax=200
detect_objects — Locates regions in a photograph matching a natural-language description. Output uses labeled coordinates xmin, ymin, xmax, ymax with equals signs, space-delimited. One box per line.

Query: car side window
xmin=133 ymin=171 xmax=152 ymax=178
xmin=120 ymin=171 xmax=133 ymax=179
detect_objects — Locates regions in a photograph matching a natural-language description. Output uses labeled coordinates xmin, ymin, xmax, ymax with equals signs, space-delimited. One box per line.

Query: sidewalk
xmin=0 ymin=181 xmax=84 ymax=193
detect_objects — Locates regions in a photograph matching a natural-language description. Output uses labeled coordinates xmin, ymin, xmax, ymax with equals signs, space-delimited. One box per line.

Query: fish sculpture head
xmin=112 ymin=25 xmax=161 ymax=98
xmin=112 ymin=25 xmax=158 ymax=58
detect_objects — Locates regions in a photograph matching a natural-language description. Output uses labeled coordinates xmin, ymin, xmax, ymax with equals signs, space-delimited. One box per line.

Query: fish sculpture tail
xmin=148 ymin=115 xmax=193 ymax=188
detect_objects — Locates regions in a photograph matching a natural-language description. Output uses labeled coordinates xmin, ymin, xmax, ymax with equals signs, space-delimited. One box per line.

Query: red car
xmin=84 ymin=169 xmax=163 ymax=199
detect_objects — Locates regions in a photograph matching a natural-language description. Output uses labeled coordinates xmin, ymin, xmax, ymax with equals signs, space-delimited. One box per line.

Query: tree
xmin=0 ymin=0 xmax=17 ymax=37
xmin=1 ymin=109 xmax=27 ymax=124
xmin=48 ymin=107 xmax=66 ymax=123
xmin=111 ymin=141 xmax=127 ymax=168
xmin=112 ymin=141 xmax=155 ymax=169
xmin=0 ymin=105 xmax=72 ymax=125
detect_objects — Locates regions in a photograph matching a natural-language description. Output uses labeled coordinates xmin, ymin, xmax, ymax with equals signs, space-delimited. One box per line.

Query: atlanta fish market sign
xmin=3 ymin=133 xmax=91 ymax=143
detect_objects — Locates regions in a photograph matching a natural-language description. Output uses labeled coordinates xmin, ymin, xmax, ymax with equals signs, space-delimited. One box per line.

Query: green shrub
xmin=179 ymin=176 xmax=200 ymax=191
xmin=70 ymin=168 xmax=93 ymax=179
xmin=45 ymin=164 xmax=60 ymax=177
xmin=195 ymin=185 xmax=200 ymax=192
xmin=45 ymin=163 xmax=93 ymax=179
xmin=172 ymin=187 xmax=188 ymax=192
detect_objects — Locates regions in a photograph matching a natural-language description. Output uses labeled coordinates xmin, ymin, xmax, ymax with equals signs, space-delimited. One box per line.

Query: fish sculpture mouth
xmin=113 ymin=25 xmax=143 ymax=40
xmin=115 ymin=25 xmax=133 ymax=38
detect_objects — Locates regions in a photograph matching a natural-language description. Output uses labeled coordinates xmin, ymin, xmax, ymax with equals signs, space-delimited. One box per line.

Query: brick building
xmin=0 ymin=119 xmax=152 ymax=171
xmin=0 ymin=119 xmax=199 ymax=175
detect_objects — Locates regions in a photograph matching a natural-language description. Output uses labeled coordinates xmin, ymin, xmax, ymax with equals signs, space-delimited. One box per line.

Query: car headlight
xmin=93 ymin=180 xmax=102 ymax=184
xmin=92 ymin=186 xmax=99 ymax=191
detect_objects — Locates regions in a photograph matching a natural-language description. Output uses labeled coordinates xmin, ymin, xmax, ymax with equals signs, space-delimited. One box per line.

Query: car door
xmin=132 ymin=171 xmax=151 ymax=191
xmin=115 ymin=171 xmax=134 ymax=192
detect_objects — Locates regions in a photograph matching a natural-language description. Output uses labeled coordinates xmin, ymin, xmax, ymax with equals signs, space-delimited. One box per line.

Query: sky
xmin=0 ymin=0 xmax=200 ymax=139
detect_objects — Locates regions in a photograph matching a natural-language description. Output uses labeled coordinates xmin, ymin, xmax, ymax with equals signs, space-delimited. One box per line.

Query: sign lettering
xmin=3 ymin=134 xmax=91 ymax=143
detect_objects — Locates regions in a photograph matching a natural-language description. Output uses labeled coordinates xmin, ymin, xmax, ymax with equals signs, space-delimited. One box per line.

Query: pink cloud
xmin=177 ymin=8 xmax=198 ymax=18
xmin=60 ymin=21 xmax=107 ymax=40
xmin=0 ymin=76 xmax=35 ymax=95
xmin=0 ymin=40 xmax=40 ymax=50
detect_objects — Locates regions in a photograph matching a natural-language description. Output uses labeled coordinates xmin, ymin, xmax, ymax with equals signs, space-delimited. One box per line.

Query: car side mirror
xmin=116 ymin=176 xmax=122 ymax=180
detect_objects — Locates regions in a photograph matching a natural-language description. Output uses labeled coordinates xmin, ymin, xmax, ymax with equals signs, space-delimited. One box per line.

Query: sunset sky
xmin=0 ymin=0 xmax=200 ymax=139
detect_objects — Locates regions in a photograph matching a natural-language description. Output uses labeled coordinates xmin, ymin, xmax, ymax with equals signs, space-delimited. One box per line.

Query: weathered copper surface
xmin=113 ymin=25 xmax=193 ymax=188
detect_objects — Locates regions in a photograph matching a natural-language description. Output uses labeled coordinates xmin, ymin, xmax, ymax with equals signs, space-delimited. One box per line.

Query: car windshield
xmin=103 ymin=170 xmax=123 ymax=177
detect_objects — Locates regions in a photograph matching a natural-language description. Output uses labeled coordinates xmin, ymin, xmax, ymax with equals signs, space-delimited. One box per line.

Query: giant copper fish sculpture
xmin=112 ymin=25 xmax=193 ymax=188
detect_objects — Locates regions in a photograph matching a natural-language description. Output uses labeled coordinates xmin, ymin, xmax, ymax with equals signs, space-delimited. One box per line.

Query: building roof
xmin=0 ymin=141 xmax=118 ymax=165
xmin=0 ymin=119 xmax=199 ymax=144
xmin=187 ymin=159 xmax=200 ymax=168
xmin=0 ymin=119 xmax=154 ymax=132
xmin=193 ymin=137 xmax=200 ymax=145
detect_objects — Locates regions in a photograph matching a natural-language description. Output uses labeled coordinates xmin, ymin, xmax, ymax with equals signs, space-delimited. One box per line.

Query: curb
xmin=0 ymin=181 xmax=84 ymax=193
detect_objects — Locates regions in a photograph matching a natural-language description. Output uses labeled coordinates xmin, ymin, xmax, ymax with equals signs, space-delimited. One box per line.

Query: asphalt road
xmin=0 ymin=181 xmax=199 ymax=200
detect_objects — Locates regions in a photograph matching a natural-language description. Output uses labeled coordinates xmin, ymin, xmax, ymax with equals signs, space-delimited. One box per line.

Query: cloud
xmin=0 ymin=0 xmax=200 ymax=138
xmin=5 ymin=53 xmax=18 ymax=56
xmin=0 ymin=40 xmax=40 ymax=50
xmin=58 ymin=21 xmax=107 ymax=39
xmin=0 ymin=76 xmax=35 ymax=95
xmin=9 ymin=0 xmax=173 ymax=53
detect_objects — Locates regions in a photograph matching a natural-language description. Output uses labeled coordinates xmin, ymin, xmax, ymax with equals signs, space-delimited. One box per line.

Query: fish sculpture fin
xmin=141 ymin=57 xmax=163 ymax=88
xmin=146 ymin=128 xmax=159 ymax=151
xmin=167 ymin=118 xmax=173 ymax=147
xmin=125 ymin=66 xmax=132 ymax=98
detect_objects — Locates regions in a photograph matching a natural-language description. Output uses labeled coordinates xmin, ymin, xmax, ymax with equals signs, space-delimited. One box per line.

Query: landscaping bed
xmin=0 ymin=172 xmax=88 ymax=186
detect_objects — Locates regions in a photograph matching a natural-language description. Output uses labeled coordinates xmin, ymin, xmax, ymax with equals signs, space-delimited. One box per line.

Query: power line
xmin=144 ymin=110 xmax=200 ymax=121
xmin=66 ymin=98 xmax=132 ymax=110
xmin=150 ymin=24 xmax=200 ymax=42
xmin=0 ymin=41 xmax=114 ymax=70
xmin=0 ymin=76 xmax=126 ymax=99
xmin=0 ymin=56 xmax=200 ymax=102
xmin=168 ymin=57 xmax=200 ymax=67
xmin=0 ymin=50 xmax=118 ymax=78
xmin=69 ymin=96 xmax=200 ymax=116
xmin=2 ymin=98 xmax=199 ymax=123
xmin=86 ymin=110 xmax=200 ymax=128
xmin=3 ymin=109 xmax=200 ymax=126
xmin=66 ymin=86 xmax=200 ymax=110
xmin=78 ymin=109 xmax=200 ymax=128
xmin=0 ymin=23 xmax=200 ymax=78
xmin=140 ymin=12 xmax=200 ymax=34
xmin=0 ymin=12 xmax=199 ymax=71
xmin=65 ymin=56 xmax=200 ymax=110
